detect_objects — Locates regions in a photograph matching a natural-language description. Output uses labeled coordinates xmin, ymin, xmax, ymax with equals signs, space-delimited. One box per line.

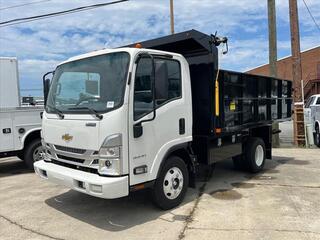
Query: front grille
xmin=57 ymin=154 xmax=85 ymax=164
xmin=54 ymin=145 xmax=86 ymax=154
xmin=52 ymin=160 xmax=98 ymax=174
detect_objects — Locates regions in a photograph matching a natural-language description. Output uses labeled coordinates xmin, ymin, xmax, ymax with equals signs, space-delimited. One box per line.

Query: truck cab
xmin=35 ymin=47 xmax=192 ymax=207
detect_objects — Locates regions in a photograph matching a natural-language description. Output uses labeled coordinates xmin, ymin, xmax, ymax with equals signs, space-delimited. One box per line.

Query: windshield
xmin=46 ymin=52 xmax=130 ymax=114
xmin=305 ymin=96 xmax=315 ymax=108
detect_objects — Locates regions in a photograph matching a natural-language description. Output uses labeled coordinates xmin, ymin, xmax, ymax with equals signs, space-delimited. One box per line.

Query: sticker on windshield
xmin=107 ymin=101 xmax=115 ymax=108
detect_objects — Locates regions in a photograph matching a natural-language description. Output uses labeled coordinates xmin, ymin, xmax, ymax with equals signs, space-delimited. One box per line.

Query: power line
xmin=301 ymin=0 xmax=320 ymax=33
xmin=0 ymin=0 xmax=129 ymax=27
xmin=0 ymin=0 xmax=51 ymax=11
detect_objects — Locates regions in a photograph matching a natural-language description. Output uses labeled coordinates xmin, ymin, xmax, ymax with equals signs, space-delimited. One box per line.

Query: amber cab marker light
xmin=135 ymin=43 xmax=142 ymax=48
xmin=133 ymin=184 xmax=145 ymax=191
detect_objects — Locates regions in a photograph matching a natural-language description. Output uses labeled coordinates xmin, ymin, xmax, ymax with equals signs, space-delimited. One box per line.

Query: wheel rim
xmin=163 ymin=167 xmax=184 ymax=200
xmin=33 ymin=146 xmax=45 ymax=162
xmin=255 ymin=145 xmax=264 ymax=167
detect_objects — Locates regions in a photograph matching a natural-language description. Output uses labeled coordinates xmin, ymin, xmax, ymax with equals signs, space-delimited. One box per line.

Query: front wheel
xmin=24 ymin=139 xmax=45 ymax=169
xmin=152 ymin=156 xmax=189 ymax=210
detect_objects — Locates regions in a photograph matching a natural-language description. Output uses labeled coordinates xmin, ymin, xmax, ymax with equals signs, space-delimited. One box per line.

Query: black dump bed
xmin=127 ymin=29 xmax=292 ymax=137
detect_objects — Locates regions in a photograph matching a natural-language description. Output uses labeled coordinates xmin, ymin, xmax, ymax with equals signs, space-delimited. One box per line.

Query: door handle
xmin=179 ymin=118 xmax=185 ymax=135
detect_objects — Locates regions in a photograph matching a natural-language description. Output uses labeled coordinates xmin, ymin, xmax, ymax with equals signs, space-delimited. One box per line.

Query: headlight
xmin=99 ymin=146 xmax=120 ymax=158
xmin=98 ymin=134 xmax=122 ymax=176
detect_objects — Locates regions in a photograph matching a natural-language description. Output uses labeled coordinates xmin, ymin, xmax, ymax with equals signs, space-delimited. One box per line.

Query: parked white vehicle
xmin=34 ymin=30 xmax=292 ymax=209
xmin=0 ymin=57 xmax=44 ymax=168
xmin=305 ymin=94 xmax=320 ymax=147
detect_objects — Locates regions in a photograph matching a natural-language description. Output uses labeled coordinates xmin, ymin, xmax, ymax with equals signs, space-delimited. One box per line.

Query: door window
xmin=134 ymin=57 xmax=154 ymax=120
xmin=133 ymin=57 xmax=181 ymax=121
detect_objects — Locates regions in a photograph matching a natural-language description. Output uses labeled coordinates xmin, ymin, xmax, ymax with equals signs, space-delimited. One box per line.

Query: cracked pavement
xmin=0 ymin=148 xmax=320 ymax=240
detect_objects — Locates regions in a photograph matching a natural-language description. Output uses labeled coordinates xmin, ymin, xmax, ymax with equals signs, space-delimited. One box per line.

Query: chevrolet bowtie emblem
xmin=62 ymin=133 xmax=73 ymax=142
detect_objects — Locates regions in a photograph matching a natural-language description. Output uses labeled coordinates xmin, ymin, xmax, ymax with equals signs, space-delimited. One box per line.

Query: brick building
xmin=247 ymin=46 xmax=320 ymax=99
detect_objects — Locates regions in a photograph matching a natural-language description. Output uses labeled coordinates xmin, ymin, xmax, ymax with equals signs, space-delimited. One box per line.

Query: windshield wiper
xmin=47 ymin=105 xmax=64 ymax=119
xmin=68 ymin=107 xmax=103 ymax=120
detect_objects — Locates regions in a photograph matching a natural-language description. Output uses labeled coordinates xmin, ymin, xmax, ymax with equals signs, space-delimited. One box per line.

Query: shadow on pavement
xmin=0 ymin=158 xmax=32 ymax=177
xmin=45 ymin=188 xmax=193 ymax=231
xmin=44 ymin=155 xmax=304 ymax=231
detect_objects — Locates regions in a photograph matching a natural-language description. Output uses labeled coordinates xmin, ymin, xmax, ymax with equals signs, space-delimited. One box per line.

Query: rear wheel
xmin=315 ymin=126 xmax=320 ymax=148
xmin=152 ymin=156 xmax=189 ymax=210
xmin=244 ymin=137 xmax=266 ymax=173
xmin=233 ymin=137 xmax=266 ymax=173
xmin=24 ymin=139 xmax=45 ymax=170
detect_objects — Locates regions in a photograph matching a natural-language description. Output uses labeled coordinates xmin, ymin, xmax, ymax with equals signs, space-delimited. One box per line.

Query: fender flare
xmin=20 ymin=127 xmax=41 ymax=150
xmin=155 ymin=142 xmax=191 ymax=179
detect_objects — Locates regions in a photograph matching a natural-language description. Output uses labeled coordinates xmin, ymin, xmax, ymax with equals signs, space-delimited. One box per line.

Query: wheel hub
xmin=163 ymin=167 xmax=184 ymax=200
xmin=33 ymin=146 xmax=45 ymax=162
xmin=255 ymin=145 xmax=264 ymax=167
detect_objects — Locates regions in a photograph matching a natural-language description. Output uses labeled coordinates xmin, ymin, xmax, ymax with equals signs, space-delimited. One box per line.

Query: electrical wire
xmin=301 ymin=0 xmax=320 ymax=33
xmin=0 ymin=0 xmax=129 ymax=27
xmin=0 ymin=0 xmax=51 ymax=11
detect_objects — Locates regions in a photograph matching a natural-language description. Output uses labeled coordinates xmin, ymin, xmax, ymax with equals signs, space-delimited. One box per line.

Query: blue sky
xmin=0 ymin=0 xmax=319 ymax=96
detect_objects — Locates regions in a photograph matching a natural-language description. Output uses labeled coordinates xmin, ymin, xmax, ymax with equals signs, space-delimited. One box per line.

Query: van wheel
xmin=243 ymin=137 xmax=266 ymax=173
xmin=152 ymin=156 xmax=189 ymax=210
xmin=24 ymin=139 xmax=45 ymax=170
xmin=315 ymin=126 xmax=320 ymax=148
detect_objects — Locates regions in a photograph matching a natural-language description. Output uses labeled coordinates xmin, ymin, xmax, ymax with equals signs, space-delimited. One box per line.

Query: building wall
xmin=247 ymin=46 xmax=320 ymax=82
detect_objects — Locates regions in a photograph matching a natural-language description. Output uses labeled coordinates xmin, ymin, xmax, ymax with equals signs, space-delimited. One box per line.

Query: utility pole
xmin=170 ymin=0 xmax=174 ymax=34
xmin=268 ymin=0 xmax=277 ymax=78
xmin=289 ymin=0 xmax=305 ymax=146
xmin=268 ymin=0 xmax=280 ymax=147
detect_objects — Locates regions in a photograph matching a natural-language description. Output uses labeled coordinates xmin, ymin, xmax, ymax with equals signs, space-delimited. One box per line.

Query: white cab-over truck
xmin=34 ymin=30 xmax=292 ymax=209
xmin=0 ymin=57 xmax=44 ymax=168
xmin=305 ymin=94 xmax=320 ymax=147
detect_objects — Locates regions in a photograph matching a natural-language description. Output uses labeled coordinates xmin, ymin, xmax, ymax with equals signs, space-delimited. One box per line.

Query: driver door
xmin=128 ymin=54 xmax=189 ymax=186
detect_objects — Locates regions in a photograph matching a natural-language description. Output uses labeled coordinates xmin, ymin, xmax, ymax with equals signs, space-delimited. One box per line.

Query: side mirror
xmin=42 ymin=71 xmax=54 ymax=106
xmin=44 ymin=78 xmax=51 ymax=105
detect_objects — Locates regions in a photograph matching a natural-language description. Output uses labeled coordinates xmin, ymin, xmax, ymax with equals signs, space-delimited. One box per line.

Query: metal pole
xmin=289 ymin=0 xmax=305 ymax=146
xmin=268 ymin=0 xmax=277 ymax=78
xmin=170 ymin=0 xmax=174 ymax=34
xmin=268 ymin=0 xmax=280 ymax=147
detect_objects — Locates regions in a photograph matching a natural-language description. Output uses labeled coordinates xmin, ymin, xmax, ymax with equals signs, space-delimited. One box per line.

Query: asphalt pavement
xmin=0 ymin=148 xmax=319 ymax=240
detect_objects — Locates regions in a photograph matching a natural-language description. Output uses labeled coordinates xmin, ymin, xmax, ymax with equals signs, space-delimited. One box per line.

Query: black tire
xmin=243 ymin=137 xmax=266 ymax=173
xmin=315 ymin=126 xmax=320 ymax=148
xmin=152 ymin=156 xmax=189 ymax=210
xmin=24 ymin=139 xmax=44 ymax=170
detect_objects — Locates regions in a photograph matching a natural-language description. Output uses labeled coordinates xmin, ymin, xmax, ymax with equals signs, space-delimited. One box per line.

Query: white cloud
xmin=0 ymin=0 xmax=319 ymax=95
